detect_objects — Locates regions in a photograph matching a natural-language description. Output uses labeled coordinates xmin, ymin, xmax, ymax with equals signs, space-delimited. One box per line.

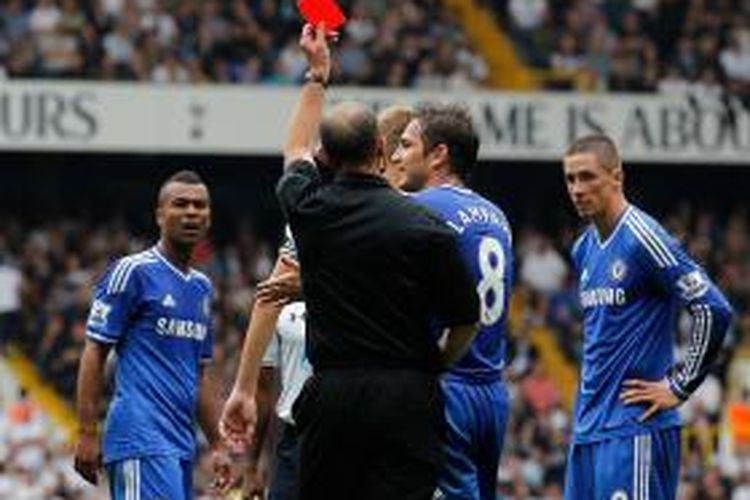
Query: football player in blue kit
xmin=74 ymin=170 xmax=231 ymax=499
xmin=392 ymin=103 xmax=513 ymax=500
xmin=562 ymin=135 xmax=734 ymax=500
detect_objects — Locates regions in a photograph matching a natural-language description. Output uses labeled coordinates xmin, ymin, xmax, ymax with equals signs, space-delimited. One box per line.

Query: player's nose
xmin=569 ymin=180 xmax=585 ymax=196
xmin=390 ymin=149 xmax=402 ymax=164
xmin=185 ymin=202 xmax=202 ymax=216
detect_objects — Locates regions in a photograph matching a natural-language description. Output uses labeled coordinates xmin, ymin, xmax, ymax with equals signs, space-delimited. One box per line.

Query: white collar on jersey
xmin=153 ymin=245 xmax=193 ymax=281
xmin=437 ymin=183 xmax=473 ymax=195
xmin=594 ymin=204 xmax=632 ymax=249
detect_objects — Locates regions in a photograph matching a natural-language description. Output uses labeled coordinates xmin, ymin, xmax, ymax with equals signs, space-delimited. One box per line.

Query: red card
xmin=298 ymin=0 xmax=346 ymax=33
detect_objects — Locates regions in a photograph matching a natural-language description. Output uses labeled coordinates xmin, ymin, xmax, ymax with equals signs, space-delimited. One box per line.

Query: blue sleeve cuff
xmin=86 ymin=330 xmax=118 ymax=344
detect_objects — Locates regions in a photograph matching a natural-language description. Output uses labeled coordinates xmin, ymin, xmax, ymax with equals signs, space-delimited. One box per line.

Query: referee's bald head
xmin=320 ymin=102 xmax=381 ymax=173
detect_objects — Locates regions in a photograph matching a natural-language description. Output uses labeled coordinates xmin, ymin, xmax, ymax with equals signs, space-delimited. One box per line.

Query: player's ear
xmin=429 ymin=143 xmax=449 ymax=172
xmin=612 ymin=166 xmax=624 ymax=186
xmin=155 ymin=204 xmax=165 ymax=230
xmin=205 ymin=206 xmax=212 ymax=231
xmin=374 ymin=137 xmax=385 ymax=169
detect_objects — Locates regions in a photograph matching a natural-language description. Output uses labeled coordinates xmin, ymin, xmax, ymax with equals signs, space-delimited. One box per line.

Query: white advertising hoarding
xmin=0 ymin=80 xmax=748 ymax=164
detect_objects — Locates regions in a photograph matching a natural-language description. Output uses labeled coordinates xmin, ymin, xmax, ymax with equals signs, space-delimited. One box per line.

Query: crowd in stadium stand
xmin=496 ymin=0 xmax=750 ymax=99
xmin=3 ymin=0 xmax=750 ymax=98
xmin=0 ymin=201 xmax=749 ymax=497
xmin=0 ymin=0 xmax=488 ymax=89
xmin=0 ymin=385 xmax=95 ymax=498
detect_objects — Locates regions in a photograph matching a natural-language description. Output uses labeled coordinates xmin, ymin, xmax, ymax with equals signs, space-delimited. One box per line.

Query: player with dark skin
xmin=74 ymin=176 xmax=232 ymax=493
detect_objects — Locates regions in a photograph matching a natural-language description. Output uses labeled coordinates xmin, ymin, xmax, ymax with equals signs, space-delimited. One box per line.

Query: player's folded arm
xmin=665 ymin=274 xmax=734 ymax=400
xmin=639 ymin=233 xmax=735 ymax=400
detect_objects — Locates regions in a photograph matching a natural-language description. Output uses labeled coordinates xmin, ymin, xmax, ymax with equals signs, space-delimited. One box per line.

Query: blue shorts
xmin=108 ymin=455 xmax=193 ymax=500
xmin=564 ymin=427 xmax=680 ymax=500
xmin=438 ymin=378 xmax=509 ymax=500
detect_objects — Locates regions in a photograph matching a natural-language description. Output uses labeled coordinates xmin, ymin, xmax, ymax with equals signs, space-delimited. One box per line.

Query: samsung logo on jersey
xmin=580 ymin=288 xmax=627 ymax=308
xmin=448 ymin=205 xmax=506 ymax=235
xmin=156 ymin=317 xmax=208 ymax=341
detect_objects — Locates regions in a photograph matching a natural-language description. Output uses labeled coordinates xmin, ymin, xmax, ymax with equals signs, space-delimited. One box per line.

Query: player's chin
xmin=176 ymin=230 xmax=205 ymax=245
xmin=574 ymin=204 xmax=593 ymax=218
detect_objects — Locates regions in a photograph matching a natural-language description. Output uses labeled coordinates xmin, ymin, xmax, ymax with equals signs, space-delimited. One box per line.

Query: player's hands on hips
xmin=219 ymin=387 xmax=258 ymax=452
xmin=299 ymin=23 xmax=331 ymax=82
xmin=256 ymin=255 xmax=301 ymax=306
xmin=209 ymin=443 xmax=234 ymax=496
xmin=73 ymin=429 xmax=101 ymax=485
xmin=620 ymin=378 xmax=681 ymax=422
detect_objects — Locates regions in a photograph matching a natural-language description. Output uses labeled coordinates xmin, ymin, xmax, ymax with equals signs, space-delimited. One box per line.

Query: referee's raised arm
xmin=283 ymin=23 xmax=331 ymax=167
xmin=277 ymin=23 xmax=332 ymax=220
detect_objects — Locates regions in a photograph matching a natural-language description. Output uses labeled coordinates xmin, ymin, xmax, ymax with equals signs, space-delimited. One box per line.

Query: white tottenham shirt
xmin=262 ymin=301 xmax=311 ymax=424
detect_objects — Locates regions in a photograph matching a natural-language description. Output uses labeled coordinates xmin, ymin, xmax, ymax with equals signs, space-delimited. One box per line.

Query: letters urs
xmin=0 ymin=90 xmax=97 ymax=141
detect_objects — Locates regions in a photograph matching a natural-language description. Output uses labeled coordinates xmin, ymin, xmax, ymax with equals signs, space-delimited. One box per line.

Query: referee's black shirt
xmin=277 ymin=159 xmax=478 ymax=373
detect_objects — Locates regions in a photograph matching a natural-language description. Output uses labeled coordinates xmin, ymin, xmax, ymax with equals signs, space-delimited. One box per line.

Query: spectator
xmin=141 ymin=0 xmax=178 ymax=49
xmin=0 ymin=248 xmax=22 ymax=354
xmin=35 ymin=0 xmax=83 ymax=78
xmin=508 ymin=0 xmax=547 ymax=32
xmin=519 ymin=235 xmax=568 ymax=295
xmin=29 ymin=0 xmax=61 ymax=34
xmin=550 ymin=32 xmax=585 ymax=89
xmin=520 ymin=362 xmax=561 ymax=416
xmin=721 ymin=28 xmax=750 ymax=96
xmin=102 ymin=19 xmax=139 ymax=79
xmin=658 ymin=65 xmax=691 ymax=95
xmin=2 ymin=0 xmax=30 ymax=45
xmin=735 ymin=471 xmax=750 ymax=500
xmin=151 ymin=51 xmax=190 ymax=83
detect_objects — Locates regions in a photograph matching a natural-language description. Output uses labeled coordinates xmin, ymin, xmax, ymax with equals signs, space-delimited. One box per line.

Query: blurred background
xmin=0 ymin=0 xmax=749 ymax=498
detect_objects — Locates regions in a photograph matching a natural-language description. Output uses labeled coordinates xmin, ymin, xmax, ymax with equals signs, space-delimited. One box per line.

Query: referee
xmin=276 ymin=25 xmax=480 ymax=500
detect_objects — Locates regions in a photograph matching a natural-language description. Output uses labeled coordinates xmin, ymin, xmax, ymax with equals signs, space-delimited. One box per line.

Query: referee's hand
xmin=620 ymin=378 xmax=681 ymax=422
xmin=73 ymin=430 xmax=101 ymax=485
xmin=299 ymin=23 xmax=331 ymax=82
xmin=220 ymin=388 xmax=258 ymax=452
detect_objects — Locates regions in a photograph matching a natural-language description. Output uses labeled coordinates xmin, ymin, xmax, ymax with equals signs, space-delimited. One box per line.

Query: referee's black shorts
xmin=292 ymin=368 xmax=444 ymax=500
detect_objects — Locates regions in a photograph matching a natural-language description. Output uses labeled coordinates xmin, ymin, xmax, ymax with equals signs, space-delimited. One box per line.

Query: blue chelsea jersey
xmin=571 ymin=205 xmax=732 ymax=443
xmin=414 ymin=185 xmax=513 ymax=381
xmin=85 ymin=246 xmax=214 ymax=463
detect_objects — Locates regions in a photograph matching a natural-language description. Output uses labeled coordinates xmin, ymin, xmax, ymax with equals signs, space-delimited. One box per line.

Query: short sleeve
xmin=85 ymin=258 xmax=141 ymax=345
xmin=276 ymin=159 xmax=321 ymax=220
xmin=279 ymin=225 xmax=298 ymax=259
xmin=262 ymin=334 xmax=281 ymax=368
